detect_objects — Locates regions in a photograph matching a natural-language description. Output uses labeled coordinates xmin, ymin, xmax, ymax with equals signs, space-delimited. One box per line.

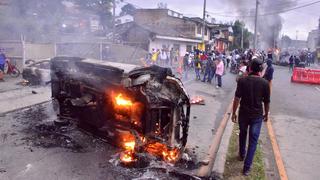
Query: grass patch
xmin=223 ymin=124 xmax=266 ymax=180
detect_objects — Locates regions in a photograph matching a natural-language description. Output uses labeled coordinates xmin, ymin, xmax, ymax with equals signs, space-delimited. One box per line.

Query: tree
xmin=230 ymin=20 xmax=252 ymax=50
xmin=120 ymin=3 xmax=136 ymax=16
xmin=0 ymin=0 xmax=64 ymax=41
xmin=73 ymin=0 xmax=113 ymax=30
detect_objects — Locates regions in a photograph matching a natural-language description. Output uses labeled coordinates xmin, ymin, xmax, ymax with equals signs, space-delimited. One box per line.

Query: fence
xmin=55 ymin=42 xmax=147 ymax=65
xmin=0 ymin=39 xmax=148 ymax=70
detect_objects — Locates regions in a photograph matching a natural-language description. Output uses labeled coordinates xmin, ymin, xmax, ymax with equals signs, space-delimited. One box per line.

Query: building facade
xmin=307 ymin=29 xmax=319 ymax=51
xmin=116 ymin=8 xmax=232 ymax=56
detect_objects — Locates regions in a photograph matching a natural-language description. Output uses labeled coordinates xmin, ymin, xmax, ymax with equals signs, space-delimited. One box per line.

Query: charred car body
xmin=22 ymin=59 xmax=51 ymax=85
xmin=50 ymin=57 xmax=190 ymax=162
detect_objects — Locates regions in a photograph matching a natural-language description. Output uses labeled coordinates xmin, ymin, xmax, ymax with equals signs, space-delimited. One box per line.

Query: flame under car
xmin=50 ymin=57 xmax=190 ymax=162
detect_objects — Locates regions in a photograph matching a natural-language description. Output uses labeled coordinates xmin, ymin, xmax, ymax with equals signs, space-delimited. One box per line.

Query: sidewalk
xmin=183 ymin=70 xmax=236 ymax=178
xmin=0 ymin=76 xmax=51 ymax=114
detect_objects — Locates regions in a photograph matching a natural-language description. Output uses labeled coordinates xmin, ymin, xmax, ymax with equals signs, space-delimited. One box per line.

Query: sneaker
xmin=216 ymin=86 xmax=219 ymax=89
xmin=243 ymin=167 xmax=251 ymax=176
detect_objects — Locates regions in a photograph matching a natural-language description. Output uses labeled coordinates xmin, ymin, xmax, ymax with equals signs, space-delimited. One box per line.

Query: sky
xmin=121 ymin=0 xmax=320 ymax=40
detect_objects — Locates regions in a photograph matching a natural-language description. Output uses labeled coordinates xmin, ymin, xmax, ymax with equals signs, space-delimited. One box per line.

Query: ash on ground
xmin=1 ymin=102 xmax=217 ymax=180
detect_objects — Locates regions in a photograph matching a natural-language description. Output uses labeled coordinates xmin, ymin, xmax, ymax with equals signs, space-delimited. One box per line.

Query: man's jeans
xmin=210 ymin=70 xmax=215 ymax=83
xmin=202 ymin=68 xmax=212 ymax=82
xmin=183 ymin=67 xmax=188 ymax=80
xmin=195 ymin=68 xmax=201 ymax=80
xmin=238 ymin=115 xmax=263 ymax=170
xmin=216 ymin=74 xmax=222 ymax=87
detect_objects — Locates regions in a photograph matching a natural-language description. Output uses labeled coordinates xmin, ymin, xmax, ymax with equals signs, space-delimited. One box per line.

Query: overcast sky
xmin=122 ymin=0 xmax=319 ymax=40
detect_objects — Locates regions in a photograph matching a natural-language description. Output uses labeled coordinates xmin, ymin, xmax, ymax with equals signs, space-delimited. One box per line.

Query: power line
xmin=206 ymin=0 xmax=320 ymax=18
xmin=208 ymin=0 xmax=301 ymax=15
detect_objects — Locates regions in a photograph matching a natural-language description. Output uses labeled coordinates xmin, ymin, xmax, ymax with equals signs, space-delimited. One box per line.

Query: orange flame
xmin=145 ymin=142 xmax=180 ymax=162
xmin=120 ymin=150 xmax=135 ymax=163
xmin=162 ymin=148 xmax=179 ymax=162
xmin=124 ymin=141 xmax=135 ymax=151
xmin=115 ymin=94 xmax=133 ymax=107
xmin=120 ymin=140 xmax=136 ymax=163
xmin=120 ymin=133 xmax=136 ymax=163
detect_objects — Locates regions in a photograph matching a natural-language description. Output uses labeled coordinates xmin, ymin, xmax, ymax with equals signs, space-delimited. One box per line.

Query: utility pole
xmin=112 ymin=0 xmax=116 ymax=42
xmin=241 ymin=23 xmax=244 ymax=49
xmin=253 ymin=0 xmax=259 ymax=50
xmin=318 ymin=17 xmax=320 ymax=47
xmin=273 ymin=28 xmax=276 ymax=49
xmin=202 ymin=0 xmax=207 ymax=47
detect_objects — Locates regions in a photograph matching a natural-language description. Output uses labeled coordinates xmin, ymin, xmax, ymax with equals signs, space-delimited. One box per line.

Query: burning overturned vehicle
xmin=50 ymin=57 xmax=190 ymax=164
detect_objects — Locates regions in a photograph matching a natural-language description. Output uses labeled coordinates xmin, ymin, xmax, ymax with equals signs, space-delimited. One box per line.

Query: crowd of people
xmin=144 ymin=47 xmax=277 ymax=90
xmin=287 ymin=50 xmax=315 ymax=70
xmin=182 ymin=50 xmax=227 ymax=89
xmin=145 ymin=48 xmax=180 ymax=67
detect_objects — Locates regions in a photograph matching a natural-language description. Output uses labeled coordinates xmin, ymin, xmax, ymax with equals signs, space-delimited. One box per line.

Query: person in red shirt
xmin=200 ymin=52 xmax=208 ymax=61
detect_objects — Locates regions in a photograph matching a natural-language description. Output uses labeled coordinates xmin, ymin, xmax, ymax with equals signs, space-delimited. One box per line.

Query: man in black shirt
xmin=231 ymin=58 xmax=270 ymax=176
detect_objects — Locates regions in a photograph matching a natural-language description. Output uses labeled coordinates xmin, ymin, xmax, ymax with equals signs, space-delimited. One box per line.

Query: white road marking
xmin=315 ymin=87 xmax=320 ymax=92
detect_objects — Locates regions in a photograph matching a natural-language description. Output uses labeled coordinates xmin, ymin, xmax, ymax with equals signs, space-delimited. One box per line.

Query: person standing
xmin=289 ymin=55 xmax=294 ymax=72
xmin=226 ymin=53 xmax=231 ymax=69
xmin=194 ymin=55 xmax=201 ymax=80
xmin=263 ymin=59 xmax=274 ymax=93
xmin=183 ymin=53 xmax=189 ymax=80
xmin=215 ymin=57 xmax=224 ymax=88
xmin=151 ymin=49 xmax=159 ymax=65
xmin=236 ymin=61 xmax=248 ymax=82
xmin=0 ymin=49 xmax=6 ymax=81
xmin=170 ymin=48 xmax=175 ymax=67
xmin=231 ymin=58 xmax=270 ymax=176
xmin=294 ymin=55 xmax=300 ymax=67
xmin=160 ymin=49 xmax=168 ymax=67
xmin=202 ymin=54 xmax=213 ymax=83
xmin=210 ymin=56 xmax=216 ymax=83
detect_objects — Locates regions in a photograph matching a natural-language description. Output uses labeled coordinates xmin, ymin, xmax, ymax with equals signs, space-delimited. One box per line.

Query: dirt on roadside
xmin=223 ymin=125 xmax=266 ymax=180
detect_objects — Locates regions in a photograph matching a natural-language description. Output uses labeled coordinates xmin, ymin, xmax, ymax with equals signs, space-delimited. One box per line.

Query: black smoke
xmin=227 ymin=0 xmax=297 ymax=49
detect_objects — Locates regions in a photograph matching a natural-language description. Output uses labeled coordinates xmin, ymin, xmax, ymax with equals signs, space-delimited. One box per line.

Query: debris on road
xmin=16 ymin=79 xmax=30 ymax=86
xmin=0 ymin=168 xmax=6 ymax=173
xmin=190 ymin=96 xmax=205 ymax=105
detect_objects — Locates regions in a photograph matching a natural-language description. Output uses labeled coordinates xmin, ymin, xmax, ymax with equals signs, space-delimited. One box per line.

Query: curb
xmin=0 ymin=100 xmax=51 ymax=116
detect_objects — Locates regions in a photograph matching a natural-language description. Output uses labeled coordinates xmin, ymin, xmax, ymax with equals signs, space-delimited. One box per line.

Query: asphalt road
xmin=270 ymin=65 xmax=320 ymax=180
xmin=0 ymin=70 xmax=237 ymax=180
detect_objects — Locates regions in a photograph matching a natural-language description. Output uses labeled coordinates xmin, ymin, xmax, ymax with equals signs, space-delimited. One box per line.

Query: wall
xmin=307 ymin=30 xmax=319 ymax=51
xmin=0 ymin=41 xmax=54 ymax=59
xmin=134 ymin=9 xmax=197 ymax=38
xmin=149 ymin=39 xmax=197 ymax=56
xmin=25 ymin=43 xmax=55 ymax=60
xmin=134 ymin=9 xmax=168 ymax=25
xmin=56 ymin=42 xmax=147 ymax=65
xmin=0 ymin=41 xmax=54 ymax=70
xmin=126 ymin=26 xmax=150 ymax=50
xmin=0 ymin=41 xmax=22 ymax=57
xmin=195 ymin=24 xmax=210 ymax=41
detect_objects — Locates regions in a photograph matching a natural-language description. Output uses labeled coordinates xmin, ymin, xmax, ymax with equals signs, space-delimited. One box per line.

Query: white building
xmin=307 ymin=29 xmax=319 ymax=51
